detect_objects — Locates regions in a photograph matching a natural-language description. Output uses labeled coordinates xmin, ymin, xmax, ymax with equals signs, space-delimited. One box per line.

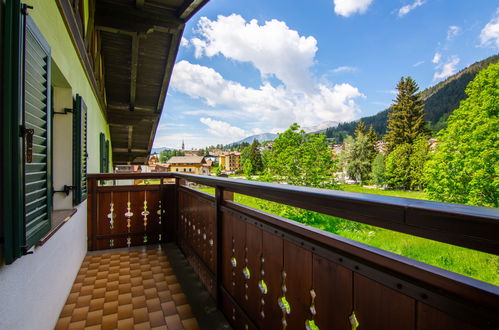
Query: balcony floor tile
xmin=56 ymin=246 xmax=207 ymax=329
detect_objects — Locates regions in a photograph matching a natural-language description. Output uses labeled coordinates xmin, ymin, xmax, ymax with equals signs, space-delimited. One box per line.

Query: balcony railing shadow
xmin=86 ymin=172 xmax=499 ymax=330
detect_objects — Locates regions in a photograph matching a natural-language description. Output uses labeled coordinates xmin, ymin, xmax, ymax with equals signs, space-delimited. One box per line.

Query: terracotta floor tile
xmin=131 ymin=285 xmax=145 ymax=297
xmin=116 ymin=317 xmax=134 ymax=330
xmin=71 ymin=282 xmax=83 ymax=293
xmin=149 ymin=310 xmax=166 ymax=327
xmin=103 ymin=301 xmax=118 ymax=315
xmin=165 ymin=314 xmax=183 ymax=330
xmin=118 ymin=293 xmax=133 ymax=306
xmin=104 ymin=289 xmax=119 ymax=302
xmin=68 ymin=320 xmax=86 ymax=330
xmin=182 ymin=317 xmax=200 ymax=330
xmin=161 ymin=301 xmax=176 ymax=316
xmin=176 ymin=304 xmax=193 ymax=320
xmin=101 ymin=313 xmax=118 ymax=330
xmin=88 ymin=298 xmax=105 ymax=312
xmin=133 ymin=307 xmax=149 ymax=324
xmin=66 ymin=292 xmax=79 ymax=305
xmin=158 ymin=290 xmax=172 ymax=303
xmin=60 ymin=303 xmax=76 ymax=318
xmin=146 ymin=297 xmax=162 ymax=312
xmin=106 ymin=281 xmax=119 ymax=292
xmin=116 ymin=303 xmax=133 ymax=320
xmin=56 ymin=248 xmax=202 ymax=329
xmin=71 ymin=306 xmax=89 ymax=322
xmin=85 ymin=309 xmax=103 ymax=326
xmin=144 ymin=287 xmax=158 ymax=299
xmin=143 ymin=278 xmax=156 ymax=289
xmin=132 ymin=296 xmax=147 ymax=309
xmin=92 ymin=287 xmax=106 ymax=299
xmin=172 ymin=293 xmax=187 ymax=306
xmin=134 ymin=322 xmax=152 ymax=330
xmin=54 ymin=316 xmax=71 ymax=330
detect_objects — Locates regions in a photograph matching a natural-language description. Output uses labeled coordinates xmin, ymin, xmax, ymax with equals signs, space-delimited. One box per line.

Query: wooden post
xmin=174 ymin=177 xmax=180 ymax=245
xmin=215 ymin=186 xmax=233 ymax=307
xmin=88 ymin=177 xmax=98 ymax=251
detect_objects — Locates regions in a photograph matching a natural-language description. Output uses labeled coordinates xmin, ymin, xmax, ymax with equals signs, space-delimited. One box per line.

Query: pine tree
xmin=367 ymin=125 xmax=378 ymax=162
xmin=354 ymin=121 xmax=367 ymax=137
xmin=385 ymin=76 xmax=428 ymax=152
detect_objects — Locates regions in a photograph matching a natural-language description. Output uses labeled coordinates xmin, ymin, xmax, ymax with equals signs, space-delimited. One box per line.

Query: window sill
xmin=37 ymin=209 xmax=77 ymax=246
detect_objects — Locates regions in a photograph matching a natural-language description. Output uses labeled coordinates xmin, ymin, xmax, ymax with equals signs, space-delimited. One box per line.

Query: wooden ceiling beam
xmin=95 ymin=1 xmax=184 ymax=34
xmin=130 ymin=33 xmax=139 ymax=111
xmin=127 ymin=126 xmax=133 ymax=153
xmin=178 ymin=0 xmax=209 ymax=20
xmin=136 ymin=0 xmax=145 ymax=9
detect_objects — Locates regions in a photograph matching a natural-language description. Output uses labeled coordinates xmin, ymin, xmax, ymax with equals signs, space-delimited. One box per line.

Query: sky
xmin=153 ymin=0 xmax=499 ymax=150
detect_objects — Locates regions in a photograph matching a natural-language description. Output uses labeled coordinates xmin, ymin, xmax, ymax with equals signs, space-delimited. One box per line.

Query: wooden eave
xmin=96 ymin=0 xmax=209 ymax=164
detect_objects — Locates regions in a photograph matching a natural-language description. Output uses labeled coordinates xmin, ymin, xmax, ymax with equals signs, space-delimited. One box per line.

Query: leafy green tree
xmin=409 ymin=137 xmax=429 ymax=190
xmin=385 ymin=143 xmax=412 ymax=189
xmin=385 ymin=76 xmax=428 ymax=152
xmin=248 ymin=140 xmax=263 ymax=173
xmin=371 ymin=153 xmax=386 ymax=186
xmin=243 ymin=159 xmax=253 ymax=179
xmin=342 ymin=133 xmax=372 ymax=183
xmin=425 ymin=63 xmax=499 ymax=207
xmin=267 ymin=123 xmax=337 ymax=188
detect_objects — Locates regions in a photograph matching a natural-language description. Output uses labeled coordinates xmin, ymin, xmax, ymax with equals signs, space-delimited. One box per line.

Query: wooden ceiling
xmin=95 ymin=0 xmax=208 ymax=164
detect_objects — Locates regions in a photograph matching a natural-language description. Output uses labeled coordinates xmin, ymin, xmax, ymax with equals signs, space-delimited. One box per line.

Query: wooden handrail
xmin=88 ymin=172 xmax=499 ymax=254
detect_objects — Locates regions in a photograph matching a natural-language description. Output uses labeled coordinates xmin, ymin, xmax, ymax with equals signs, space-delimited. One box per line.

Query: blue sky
xmin=153 ymin=0 xmax=499 ymax=149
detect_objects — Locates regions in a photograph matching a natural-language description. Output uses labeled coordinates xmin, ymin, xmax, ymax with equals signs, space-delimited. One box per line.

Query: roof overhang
xmin=96 ymin=0 xmax=209 ymax=164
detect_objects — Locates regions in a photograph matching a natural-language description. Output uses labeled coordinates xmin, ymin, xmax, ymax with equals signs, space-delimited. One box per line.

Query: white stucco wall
xmin=0 ymin=202 xmax=87 ymax=330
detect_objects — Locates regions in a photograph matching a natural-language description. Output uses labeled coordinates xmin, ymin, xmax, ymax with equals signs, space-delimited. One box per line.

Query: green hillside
xmin=324 ymin=54 xmax=499 ymax=142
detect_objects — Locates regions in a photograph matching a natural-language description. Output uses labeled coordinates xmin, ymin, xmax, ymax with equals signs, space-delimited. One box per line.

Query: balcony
xmin=56 ymin=172 xmax=498 ymax=329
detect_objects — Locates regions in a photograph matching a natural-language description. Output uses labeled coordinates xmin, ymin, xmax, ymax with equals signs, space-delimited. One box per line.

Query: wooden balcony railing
xmin=87 ymin=173 xmax=499 ymax=330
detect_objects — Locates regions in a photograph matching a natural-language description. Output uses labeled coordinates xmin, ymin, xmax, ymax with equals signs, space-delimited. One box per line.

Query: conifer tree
xmin=367 ymin=125 xmax=378 ymax=161
xmin=385 ymin=76 xmax=428 ymax=152
xmin=354 ymin=121 xmax=367 ymax=137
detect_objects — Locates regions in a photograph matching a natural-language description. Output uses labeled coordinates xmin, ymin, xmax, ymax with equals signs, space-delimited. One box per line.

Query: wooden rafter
xmin=130 ymin=33 xmax=139 ymax=111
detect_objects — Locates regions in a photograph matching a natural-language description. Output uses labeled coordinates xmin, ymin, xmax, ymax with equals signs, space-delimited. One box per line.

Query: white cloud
xmin=200 ymin=118 xmax=249 ymax=140
xmin=333 ymin=0 xmax=373 ymax=17
xmin=331 ymin=66 xmax=358 ymax=73
xmin=171 ymin=60 xmax=364 ymax=128
xmin=433 ymin=56 xmax=460 ymax=81
xmin=191 ymin=14 xmax=317 ymax=91
xmin=480 ymin=9 xmax=499 ymax=48
xmin=180 ymin=37 xmax=189 ymax=47
xmin=447 ymin=25 xmax=461 ymax=40
xmin=413 ymin=60 xmax=425 ymax=67
xmin=398 ymin=0 xmax=425 ymax=17
xmin=432 ymin=52 xmax=441 ymax=64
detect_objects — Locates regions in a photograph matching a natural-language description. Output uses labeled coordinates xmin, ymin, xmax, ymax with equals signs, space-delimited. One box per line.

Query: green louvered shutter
xmin=23 ymin=15 xmax=52 ymax=247
xmin=99 ymin=132 xmax=105 ymax=172
xmin=105 ymin=140 xmax=110 ymax=172
xmin=73 ymin=94 xmax=88 ymax=205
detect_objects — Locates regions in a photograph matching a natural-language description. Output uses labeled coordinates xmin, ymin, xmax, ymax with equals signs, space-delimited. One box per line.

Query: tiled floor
xmin=55 ymin=247 xmax=199 ymax=330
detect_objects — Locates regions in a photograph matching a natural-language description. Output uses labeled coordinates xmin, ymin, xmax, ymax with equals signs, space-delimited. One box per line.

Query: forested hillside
xmin=324 ymin=54 xmax=499 ymax=142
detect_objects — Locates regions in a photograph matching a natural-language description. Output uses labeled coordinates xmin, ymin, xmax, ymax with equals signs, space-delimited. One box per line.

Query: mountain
xmin=231 ymin=133 xmax=278 ymax=145
xmin=323 ymin=54 xmax=499 ymax=143
xmin=151 ymin=147 xmax=175 ymax=154
xmin=303 ymin=120 xmax=339 ymax=133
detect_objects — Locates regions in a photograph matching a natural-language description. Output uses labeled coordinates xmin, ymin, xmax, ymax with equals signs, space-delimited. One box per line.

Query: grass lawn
xmin=195 ymin=184 xmax=498 ymax=285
